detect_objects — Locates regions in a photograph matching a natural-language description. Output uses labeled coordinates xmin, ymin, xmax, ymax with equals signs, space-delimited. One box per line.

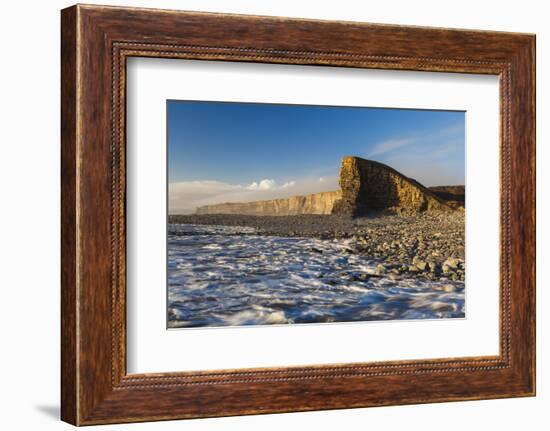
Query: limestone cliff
xmin=331 ymin=156 xmax=451 ymax=215
xmin=195 ymin=190 xmax=342 ymax=216
xmin=195 ymin=156 xmax=453 ymax=216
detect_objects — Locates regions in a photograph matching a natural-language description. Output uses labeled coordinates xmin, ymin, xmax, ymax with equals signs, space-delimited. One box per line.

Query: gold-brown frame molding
xmin=61 ymin=4 xmax=535 ymax=425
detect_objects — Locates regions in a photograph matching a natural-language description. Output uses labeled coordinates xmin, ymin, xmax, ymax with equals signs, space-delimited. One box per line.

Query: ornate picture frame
xmin=61 ymin=4 xmax=535 ymax=425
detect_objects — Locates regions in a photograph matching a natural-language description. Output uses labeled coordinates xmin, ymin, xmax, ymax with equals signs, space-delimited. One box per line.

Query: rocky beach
xmin=169 ymin=211 xmax=465 ymax=283
xmin=167 ymin=157 xmax=465 ymax=328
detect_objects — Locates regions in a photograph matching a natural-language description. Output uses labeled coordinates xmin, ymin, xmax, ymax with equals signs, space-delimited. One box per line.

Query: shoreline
xmin=169 ymin=212 xmax=465 ymax=283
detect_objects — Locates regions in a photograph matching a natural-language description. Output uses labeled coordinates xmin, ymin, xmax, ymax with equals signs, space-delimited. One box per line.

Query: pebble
xmin=375 ymin=264 xmax=386 ymax=275
xmin=444 ymin=258 xmax=460 ymax=269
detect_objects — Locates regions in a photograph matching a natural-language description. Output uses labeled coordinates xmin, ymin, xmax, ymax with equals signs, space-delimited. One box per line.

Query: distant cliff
xmin=195 ymin=190 xmax=342 ymax=216
xmin=195 ymin=156 xmax=455 ymax=216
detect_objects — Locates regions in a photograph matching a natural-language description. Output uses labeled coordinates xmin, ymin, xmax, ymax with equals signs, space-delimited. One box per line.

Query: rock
xmin=413 ymin=256 xmax=428 ymax=271
xmin=442 ymin=264 xmax=451 ymax=274
xmin=375 ymin=264 xmax=386 ymax=275
xmin=444 ymin=258 xmax=460 ymax=269
xmin=167 ymin=308 xmax=186 ymax=321
xmin=408 ymin=265 xmax=420 ymax=273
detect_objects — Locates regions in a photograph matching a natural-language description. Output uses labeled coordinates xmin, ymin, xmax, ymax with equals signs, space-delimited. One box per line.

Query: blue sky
xmin=168 ymin=100 xmax=465 ymax=214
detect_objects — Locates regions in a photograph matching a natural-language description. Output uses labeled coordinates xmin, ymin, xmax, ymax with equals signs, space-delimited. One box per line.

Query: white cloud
xmin=169 ymin=176 xmax=338 ymax=214
xmin=246 ymin=179 xmax=297 ymax=190
xmin=247 ymin=179 xmax=275 ymax=190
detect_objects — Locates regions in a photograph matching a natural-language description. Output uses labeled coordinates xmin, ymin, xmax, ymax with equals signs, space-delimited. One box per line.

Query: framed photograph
xmin=61 ymin=4 xmax=535 ymax=425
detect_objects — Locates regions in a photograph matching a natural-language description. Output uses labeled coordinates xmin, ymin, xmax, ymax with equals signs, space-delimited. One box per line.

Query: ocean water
xmin=167 ymin=224 xmax=465 ymax=328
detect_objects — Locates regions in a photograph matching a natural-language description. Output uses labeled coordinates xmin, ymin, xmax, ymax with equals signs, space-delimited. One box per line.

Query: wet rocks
xmin=375 ymin=264 xmax=386 ymax=275
xmin=169 ymin=211 xmax=465 ymax=282
xmin=444 ymin=258 xmax=460 ymax=269
xmin=345 ymin=212 xmax=465 ymax=282
xmin=412 ymin=256 xmax=427 ymax=271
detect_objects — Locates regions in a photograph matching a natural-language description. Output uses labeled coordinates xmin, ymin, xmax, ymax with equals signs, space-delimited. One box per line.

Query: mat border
xmin=61 ymin=4 xmax=535 ymax=425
